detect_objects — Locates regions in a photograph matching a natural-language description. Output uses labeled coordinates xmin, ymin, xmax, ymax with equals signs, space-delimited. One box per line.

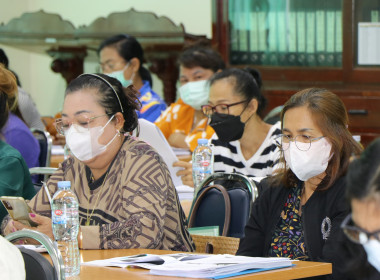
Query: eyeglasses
xmin=98 ymin=60 xmax=127 ymax=73
xmin=341 ymin=214 xmax=380 ymax=244
xmin=55 ymin=114 xmax=110 ymax=135
xmin=275 ymin=134 xmax=324 ymax=151
xmin=201 ymin=100 xmax=248 ymax=117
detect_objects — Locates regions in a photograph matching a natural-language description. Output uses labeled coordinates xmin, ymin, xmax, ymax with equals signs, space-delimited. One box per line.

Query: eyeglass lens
xmin=56 ymin=115 xmax=96 ymax=135
xmin=202 ymin=104 xmax=229 ymax=116
xmin=280 ymin=135 xmax=312 ymax=151
xmin=342 ymin=215 xmax=380 ymax=244
xmin=202 ymin=100 xmax=247 ymax=117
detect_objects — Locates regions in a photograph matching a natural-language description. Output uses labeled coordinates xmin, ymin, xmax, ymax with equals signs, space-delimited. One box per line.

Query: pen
xmin=42 ymin=181 xmax=52 ymax=204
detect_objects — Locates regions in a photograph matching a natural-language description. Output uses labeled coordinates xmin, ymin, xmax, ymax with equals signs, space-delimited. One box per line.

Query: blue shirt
xmin=3 ymin=113 xmax=40 ymax=169
xmin=137 ymin=81 xmax=167 ymax=122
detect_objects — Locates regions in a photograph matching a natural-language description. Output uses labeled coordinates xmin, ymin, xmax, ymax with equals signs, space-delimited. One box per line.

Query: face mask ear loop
xmin=105 ymin=131 xmax=119 ymax=147
xmin=129 ymin=70 xmax=135 ymax=84
xmin=99 ymin=115 xmax=115 ymax=133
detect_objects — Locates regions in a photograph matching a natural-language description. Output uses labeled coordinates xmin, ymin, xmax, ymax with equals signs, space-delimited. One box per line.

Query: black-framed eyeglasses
xmin=201 ymin=100 xmax=248 ymax=117
xmin=55 ymin=113 xmax=111 ymax=135
xmin=341 ymin=214 xmax=380 ymax=244
xmin=275 ymin=134 xmax=324 ymax=152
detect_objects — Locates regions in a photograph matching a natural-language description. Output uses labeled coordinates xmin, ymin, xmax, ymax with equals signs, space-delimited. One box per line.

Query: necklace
xmin=85 ymin=171 xmax=109 ymax=226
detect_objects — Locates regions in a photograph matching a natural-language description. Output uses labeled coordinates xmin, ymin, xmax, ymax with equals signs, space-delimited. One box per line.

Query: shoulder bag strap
xmin=188 ymin=184 xmax=231 ymax=236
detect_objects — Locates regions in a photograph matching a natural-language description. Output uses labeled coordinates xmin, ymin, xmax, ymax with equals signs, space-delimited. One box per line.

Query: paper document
xmin=51 ymin=145 xmax=64 ymax=155
xmin=149 ymin=255 xmax=292 ymax=278
xmin=133 ymin=119 xmax=185 ymax=187
xmin=82 ymin=253 xmax=292 ymax=278
xmin=82 ymin=253 xmax=208 ymax=269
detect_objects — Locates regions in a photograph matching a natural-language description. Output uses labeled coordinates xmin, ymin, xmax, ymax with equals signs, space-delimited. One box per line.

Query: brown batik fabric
xmin=29 ymin=137 xmax=194 ymax=251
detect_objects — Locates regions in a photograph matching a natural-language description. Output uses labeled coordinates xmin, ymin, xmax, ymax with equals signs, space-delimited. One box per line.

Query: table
xmin=50 ymin=154 xmax=64 ymax=168
xmin=74 ymin=249 xmax=331 ymax=280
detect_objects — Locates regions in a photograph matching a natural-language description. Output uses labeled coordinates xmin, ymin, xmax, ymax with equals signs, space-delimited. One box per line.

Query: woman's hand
xmin=173 ymin=160 xmax=194 ymax=187
xmin=3 ymin=218 xmax=18 ymax=236
xmin=13 ymin=213 xmax=54 ymax=241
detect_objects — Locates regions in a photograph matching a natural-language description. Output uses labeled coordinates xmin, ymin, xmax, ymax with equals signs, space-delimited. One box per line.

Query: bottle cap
xmin=57 ymin=181 xmax=71 ymax=189
xmin=197 ymin=139 xmax=208 ymax=145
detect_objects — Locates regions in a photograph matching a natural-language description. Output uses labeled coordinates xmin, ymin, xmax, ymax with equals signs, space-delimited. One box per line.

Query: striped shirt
xmin=211 ymin=121 xmax=282 ymax=178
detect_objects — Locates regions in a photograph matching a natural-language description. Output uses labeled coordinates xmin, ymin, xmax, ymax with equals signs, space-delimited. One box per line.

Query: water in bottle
xmin=51 ymin=181 xmax=80 ymax=277
xmin=192 ymin=138 xmax=214 ymax=195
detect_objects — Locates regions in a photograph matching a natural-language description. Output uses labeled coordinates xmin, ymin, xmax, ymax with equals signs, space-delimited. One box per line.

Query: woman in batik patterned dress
xmin=2 ymin=73 xmax=194 ymax=251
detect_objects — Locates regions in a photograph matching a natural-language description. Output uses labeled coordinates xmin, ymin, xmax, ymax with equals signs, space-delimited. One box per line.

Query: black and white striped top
xmin=211 ymin=121 xmax=282 ymax=178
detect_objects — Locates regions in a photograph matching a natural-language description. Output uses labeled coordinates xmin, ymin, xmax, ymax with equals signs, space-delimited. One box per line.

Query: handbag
xmin=188 ymin=172 xmax=258 ymax=238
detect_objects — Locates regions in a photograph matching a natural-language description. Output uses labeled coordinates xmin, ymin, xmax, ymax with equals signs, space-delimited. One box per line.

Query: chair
xmin=31 ymin=129 xmax=53 ymax=168
xmin=30 ymin=129 xmax=53 ymax=182
xmin=6 ymin=229 xmax=65 ymax=280
xmin=263 ymin=105 xmax=283 ymax=125
xmin=19 ymin=247 xmax=57 ymax=280
xmin=188 ymin=172 xmax=258 ymax=238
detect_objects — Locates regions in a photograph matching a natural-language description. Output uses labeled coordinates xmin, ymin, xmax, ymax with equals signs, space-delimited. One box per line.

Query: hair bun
xmin=243 ymin=67 xmax=262 ymax=89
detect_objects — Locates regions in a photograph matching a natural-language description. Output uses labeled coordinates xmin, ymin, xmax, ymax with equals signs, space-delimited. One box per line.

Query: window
xmin=228 ymin=0 xmax=343 ymax=67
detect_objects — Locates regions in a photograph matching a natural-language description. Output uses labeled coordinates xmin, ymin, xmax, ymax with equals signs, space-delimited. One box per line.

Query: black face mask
xmin=209 ymin=113 xmax=245 ymax=142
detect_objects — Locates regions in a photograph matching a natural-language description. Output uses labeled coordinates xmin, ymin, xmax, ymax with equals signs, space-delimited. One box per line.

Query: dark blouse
xmin=268 ymin=183 xmax=309 ymax=260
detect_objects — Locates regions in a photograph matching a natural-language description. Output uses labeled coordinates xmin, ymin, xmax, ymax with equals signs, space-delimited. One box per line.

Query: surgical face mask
xmin=179 ymin=80 xmax=210 ymax=110
xmin=284 ymin=137 xmax=332 ymax=181
xmin=106 ymin=64 xmax=133 ymax=87
xmin=363 ymin=239 xmax=380 ymax=273
xmin=209 ymin=113 xmax=245 ymax=142
xmin=65 ymin=115 xmax=118 ymax=161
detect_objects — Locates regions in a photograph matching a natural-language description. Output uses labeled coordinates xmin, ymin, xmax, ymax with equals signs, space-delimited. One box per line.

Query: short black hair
xmin=0 ymin=49 xmax=9 ymax=68
xmin=209 ymin=67 xmax=266 ymax=115
xmin=346 ymin=138 xmax=380 ymax=201
xmin=178 ymin=45 xmax=225 ymax=72
xmin=65 ymin=73 xmax=141 ymax=133
xmin=98 ymin=34 xmax=152 ymax=87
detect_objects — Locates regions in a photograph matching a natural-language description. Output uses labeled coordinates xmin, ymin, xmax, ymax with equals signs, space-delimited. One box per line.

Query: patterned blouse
xmin=268 ymin=183 xmax=309 ymax=260
xmin=25 ymin=137 xmax=195 ymax=251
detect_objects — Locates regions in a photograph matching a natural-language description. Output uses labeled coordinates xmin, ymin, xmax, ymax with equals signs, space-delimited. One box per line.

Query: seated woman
xmin=0 ymin=65 xmax=36 ymax=224
xmin=98 ymin=34 xmax=167 ymax=122
xmin=2 ymin=73 xmax=194 ymax=251
xmin=236 ymin=88 xmax=362 ymax=279
xmin=155 ymin=45 xmax=225 ymax=152
xmin=175 ymin=68 xmax=282 ymax=187
xmin=3 ymin=94 xmax=40 ymax=171
xmin=333 ymin=138 xmax=380 ymax=279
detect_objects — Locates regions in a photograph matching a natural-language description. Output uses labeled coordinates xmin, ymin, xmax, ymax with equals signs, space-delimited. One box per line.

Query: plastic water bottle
xmin=192 ymin=139 xmax=214 ymax=195
xmin=51 ymin=181 xmax=80 ymax=277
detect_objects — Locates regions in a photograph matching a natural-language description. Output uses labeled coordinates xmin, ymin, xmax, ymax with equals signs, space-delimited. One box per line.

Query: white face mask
xmin=284 ymin=137 xmax=332 ymax=181
xmin=65 ymin=115 xmax=118 ymax=161
xmin=179 ymin=80 xmax=210 ymax=110
xmin=106 ymin=64 xmax=133 ymax=88
xmin=363 ymin=239 xmax=380 ymax=273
